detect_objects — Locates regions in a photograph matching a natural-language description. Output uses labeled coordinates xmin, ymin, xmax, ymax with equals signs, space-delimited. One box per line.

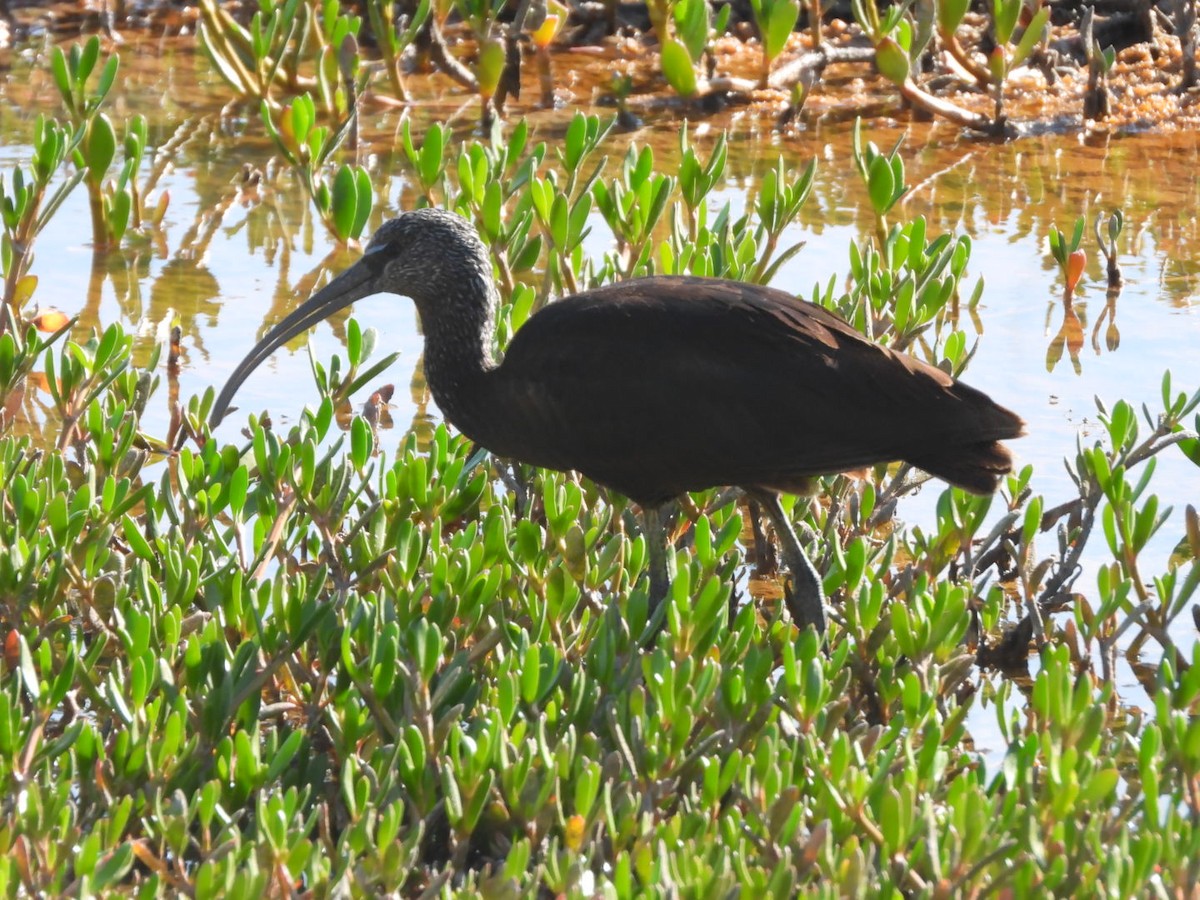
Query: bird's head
xmin=363 ymin=208 xmax=491 ymax=289
xmin=210 ymin=208 xmax=492 ymax=427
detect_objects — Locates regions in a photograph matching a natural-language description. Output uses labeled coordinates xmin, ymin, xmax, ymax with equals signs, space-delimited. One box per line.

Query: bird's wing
xmin=485 ymin=277 xmax=1012 ymax=500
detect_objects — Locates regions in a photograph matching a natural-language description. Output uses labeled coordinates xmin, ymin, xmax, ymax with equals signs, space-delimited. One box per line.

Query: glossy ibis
xmin=211 ymin=208 xmax=1024 ymax=634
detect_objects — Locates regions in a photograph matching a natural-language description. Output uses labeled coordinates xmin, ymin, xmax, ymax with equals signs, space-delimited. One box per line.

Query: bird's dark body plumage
xmin=211 ymin=208 xmax=1024 ymax=634
xmin=454 ymin=276 xmax=1021 ymax=504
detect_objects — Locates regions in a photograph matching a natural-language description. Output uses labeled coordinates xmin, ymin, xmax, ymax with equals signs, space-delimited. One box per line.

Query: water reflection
xmin=1092 ymin=287 xmax=1121 ymax=353
xmin=1046 ymin=294 xmax=1085 ymax=375
xmin=1043 ymin=286 xmax=1123 ymax=375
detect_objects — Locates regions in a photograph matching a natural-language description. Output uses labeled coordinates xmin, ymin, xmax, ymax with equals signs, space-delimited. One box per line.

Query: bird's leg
xmin=744 ymin=496 xmax=778 ymax=574
xmin=642 ymin=504 xmax=670 ymax=627
xmin=749 ymin=489 xmax=827 ymax=635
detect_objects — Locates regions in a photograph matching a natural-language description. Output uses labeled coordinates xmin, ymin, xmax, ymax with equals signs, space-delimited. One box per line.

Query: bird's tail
xmin=910 ymin=393 xmax=1025 ymax=494
xmin=910 ymin=439 xmax=1017 ymax=494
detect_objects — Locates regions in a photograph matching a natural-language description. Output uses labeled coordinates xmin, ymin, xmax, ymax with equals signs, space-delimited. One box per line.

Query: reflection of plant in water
xmin=132 ymin=164 xmax=279 ymax=364
xmin=1046 ymin=295 xmax=1085 ymax=374
xmin=1092 ymin=287 xmax=1121 ymax=353
xmin=852 ymin=140 xmax=1200 ymax=319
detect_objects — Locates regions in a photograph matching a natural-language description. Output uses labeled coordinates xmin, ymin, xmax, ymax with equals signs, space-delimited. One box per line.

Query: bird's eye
xmin=363 ymin=241 xmax=392 ymax=263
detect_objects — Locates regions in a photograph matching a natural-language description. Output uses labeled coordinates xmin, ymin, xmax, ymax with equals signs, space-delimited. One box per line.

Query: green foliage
xmin=1089 ymin=35 xmax=1118 ymax=75
xmin=937 ymin=0 xmax=971 ymax=33
xmin=592 ymin=142 xmax=676 ymax=277
xmin=196 ymin=0 xmax=374 ymax=112
xmin=1 ymin=88 xmax=1198 ymax=894
xmin=1049 ymin=215 xmax=1086 ymax=267
xmin=456 ymin=0 xmax=506 ymax=37
xmin=476 ymin=37 xmax=507 ymax=100
xmin=656 ymin=0 xmax=728 ymax=99
xmin=750 ymin=0 xmax=801 ymax=78
xmin=50 ymin=35 xmax=119 ymax=125
xmin=183 ymin=0 xmax=1109 ymax=138
xmin=0 ymin=117 xmax=82 ymax=324
xmin=0 ymin=37 xmax=174 ymax=327
xmin=4 ymin=126 xmax=1200 ymax=889
xmin=839 ymin=215 xmax=978 ymax=349
xmin=50 ymin=37 xmax=127 ymax=249
xmin=450 ymin=119 xmax=544 ymax=301
xmin=874 ymin=34 xmax=911 ymax=83
xmin=658 ymin=152 xmax=812 ymax=284
xmin=1048 ymin=214 xmax=1087 ymax=293
xmin=365 ymin=0 xmax=430 ymax=101
xmin=313 ymin=0 xmax=363 ymax=116
xmin=1 ymin=313 xmax=1197 ymax=893
xmin=1012 ymin=5 xmax=1051 ymax=68
xmin=1098 ymin=208 xmax=1124 ymax=247
xmin=661 ymin=38 xmax=699 ymax=98
xmin=673 ymin=0 xmax=711 ymax=63
xmin=310 ymin=318 xmax=401 ymax=413
xmin=197 ymin=0 xmax=308 ymax=105
xmin=860 ymin=0 xmax=1049 ymax=135
xmin=43 ymin=37 xmax=170 ymax=253
xmin=402 ymin=119 xmax=449 ymax=200
xmin=852 ymin=119 xmax=907 ymax=244
xmin=261 ymin=94 xmax=372 ymax=244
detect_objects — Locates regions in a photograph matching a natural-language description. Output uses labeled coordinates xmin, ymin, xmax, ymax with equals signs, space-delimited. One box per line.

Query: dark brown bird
xmin=211 ymin=208 xmax=1024 ymax=634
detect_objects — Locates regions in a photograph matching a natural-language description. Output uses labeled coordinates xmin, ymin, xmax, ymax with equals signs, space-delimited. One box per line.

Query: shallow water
xmin=5 ymin=35 xmax=1199 ymax=753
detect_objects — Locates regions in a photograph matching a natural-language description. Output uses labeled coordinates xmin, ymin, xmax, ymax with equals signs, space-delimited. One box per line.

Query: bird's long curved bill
xmin=210 ymin=256 xmax=383 ymax=427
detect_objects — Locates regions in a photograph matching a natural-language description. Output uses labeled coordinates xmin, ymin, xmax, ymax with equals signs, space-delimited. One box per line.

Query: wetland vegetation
xmin=0 ymin=0 xmax=1199 ymax=895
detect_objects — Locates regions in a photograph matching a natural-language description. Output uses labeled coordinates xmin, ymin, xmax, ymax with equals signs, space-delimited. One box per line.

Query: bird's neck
xmin=415 ymin=272 xmax=500 ymax=428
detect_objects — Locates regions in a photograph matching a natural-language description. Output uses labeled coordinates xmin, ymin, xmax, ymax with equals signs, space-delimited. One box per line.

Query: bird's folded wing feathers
xmin=485 ymin=278 xmax=1013 ymax=495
